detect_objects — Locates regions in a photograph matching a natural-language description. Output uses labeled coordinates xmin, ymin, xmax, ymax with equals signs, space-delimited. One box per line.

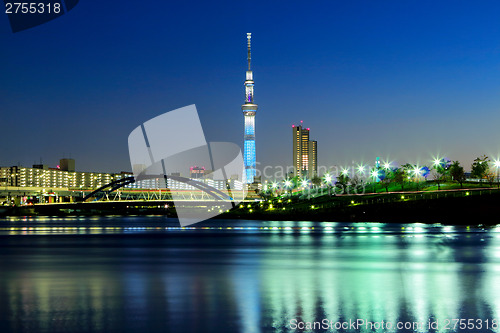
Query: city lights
xmin=357 ymin=165 xmax=366 ymax=174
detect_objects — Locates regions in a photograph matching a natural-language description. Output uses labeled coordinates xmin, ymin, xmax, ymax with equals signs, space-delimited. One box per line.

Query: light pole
xmin=283 ymin=179 xmax=292 ymax=197
xmin=357 ymin=165 xmax=366 ymax=176
xmin=271 ymin=181 xmax=279 ymax=196
xmin=323 ymin=173 xmax=332 ymax=196
xmin=494 ymin=161 xmax=500 ymax=189
xmin=371 ymin=169 xmax=379 ymax=193
xmin=413 ymin=166 xmax=422 ymax=190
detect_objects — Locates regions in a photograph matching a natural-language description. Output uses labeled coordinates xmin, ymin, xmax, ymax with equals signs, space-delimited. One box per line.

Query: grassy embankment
xmin=224 ymin=181 xmax=500 ymax=225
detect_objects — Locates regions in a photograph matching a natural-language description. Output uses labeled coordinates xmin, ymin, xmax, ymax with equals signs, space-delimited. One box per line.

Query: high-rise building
xmin=242 ymin=33 xmax=258 ymax=184
xmin=292 ymin=124 xmax=318 ymax=178
xmin=190 ymin=166 xmax=205 ymax=179
xmin=60 ymin=158 xmax=75 ymax=172
xmin=309 ymin=140 xmax=317 ymax=177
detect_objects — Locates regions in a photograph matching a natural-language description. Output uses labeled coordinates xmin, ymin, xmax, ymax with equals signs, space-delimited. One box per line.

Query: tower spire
xmin=247 ymin=33 xmax=252 ymax=71
xmin=242 ymin=33 xmax=257 ymax=184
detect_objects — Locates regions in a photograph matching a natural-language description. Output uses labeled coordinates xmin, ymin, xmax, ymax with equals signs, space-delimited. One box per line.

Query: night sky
xmin=1 ymin=0 xmax=500 ymax=174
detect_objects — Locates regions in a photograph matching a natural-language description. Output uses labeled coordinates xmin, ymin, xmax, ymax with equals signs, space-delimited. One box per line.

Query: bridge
xmin=1 ymin=175 xmax=259 ymax=216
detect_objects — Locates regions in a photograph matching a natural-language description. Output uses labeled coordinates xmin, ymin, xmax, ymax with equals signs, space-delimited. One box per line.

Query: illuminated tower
xmin=242 ymin=33 xmax=258 ymax=183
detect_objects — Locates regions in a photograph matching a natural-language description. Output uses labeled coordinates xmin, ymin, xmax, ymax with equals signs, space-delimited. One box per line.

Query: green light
xmin=311 ymin=205 xmax=315 ymax=209
xmin=401 ymin=195 xmax=405 ymax=199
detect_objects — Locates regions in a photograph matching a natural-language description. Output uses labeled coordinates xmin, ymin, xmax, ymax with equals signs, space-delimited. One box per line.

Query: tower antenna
xmin=247 ymin=33 xmax=252 ymax=71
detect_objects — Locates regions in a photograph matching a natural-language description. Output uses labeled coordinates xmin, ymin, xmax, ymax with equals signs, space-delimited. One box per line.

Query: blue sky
xmin=1 ymin=0 xmax=500 ymax=173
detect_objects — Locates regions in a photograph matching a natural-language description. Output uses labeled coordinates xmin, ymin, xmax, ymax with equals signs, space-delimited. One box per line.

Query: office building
xmin=292 ymin=124 xmax=318 ymax=178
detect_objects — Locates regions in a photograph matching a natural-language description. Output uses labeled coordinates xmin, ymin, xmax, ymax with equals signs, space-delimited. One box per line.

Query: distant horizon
xmin=0 ymin=153 xmax=493 ymax=178
xmin=2 ymin=1 xmax=500 ymax=174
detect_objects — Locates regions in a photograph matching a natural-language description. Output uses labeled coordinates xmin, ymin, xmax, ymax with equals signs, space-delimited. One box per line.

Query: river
xmin=0 ymin=216 xmax=499 ymax=332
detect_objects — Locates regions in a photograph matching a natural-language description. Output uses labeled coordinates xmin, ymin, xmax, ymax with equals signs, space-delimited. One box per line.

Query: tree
xmin=311 ymin=175 xmax=322 ymax=188
xmin=402 ymin=163 xmax=416 ymax=189
xmin=471 ymin=155 xmax=489 ymax=181
xmin=335 ymin=174 xmax=349 ymax=194
xmin=291 ymin=176 xmax=301 ymax=188
xmin=486 ymin=171 xmax=496 ymax=187
xmin=350 ymin=175 xmax=365 ymax=194
xmin=380 ymin=169 xmax=394 ymax=193
xmin=449 ymin=161 xmax=465 ymax=188
xmin=393 ymin=168 xmax=407 ymax=191
xmin=432 ymin=158 xmax=450 ymax=190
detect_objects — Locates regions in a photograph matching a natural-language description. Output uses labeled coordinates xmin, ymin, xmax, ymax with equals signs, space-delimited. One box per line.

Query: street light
xmin=413 ymin=166 xmax=422 ymax=190
xmin=283 ymin=179 xmax=292 ymax=196
xmin=371 ymin=169 xmax=379 ymax=193
xmin=323 ymin=174 xmax=332 ymax=184
xmin=413 ymin=166 xmax=421 ymax=177
xmin=432 ymin=155 xmax=445 ymax=167
xmin=494 ymin=160 xmax=500 ymax=189
xmin=323 ymin=173 xmax=333 ymax=196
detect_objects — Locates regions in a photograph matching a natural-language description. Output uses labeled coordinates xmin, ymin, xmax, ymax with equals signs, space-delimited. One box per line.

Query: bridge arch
xmin=82 ymin=175 xmax=234 ymax=202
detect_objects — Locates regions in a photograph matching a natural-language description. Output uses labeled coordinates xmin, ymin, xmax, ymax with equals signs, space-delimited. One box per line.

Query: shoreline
xmin=1 ymin=188 xmax=499 ymax=226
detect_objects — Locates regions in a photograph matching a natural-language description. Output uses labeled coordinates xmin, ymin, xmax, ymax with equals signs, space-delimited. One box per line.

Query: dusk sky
xmin=2 ymin=0 xmax=500 ymax=174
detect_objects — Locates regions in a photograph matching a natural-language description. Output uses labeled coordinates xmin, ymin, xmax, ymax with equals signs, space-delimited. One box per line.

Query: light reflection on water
xmin=0 ymin=216 xmax=500 ymax=333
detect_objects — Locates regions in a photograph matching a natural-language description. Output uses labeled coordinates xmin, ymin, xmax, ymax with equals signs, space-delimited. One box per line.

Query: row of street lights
xmin=263 ymin=158 xmax=500 ymax=192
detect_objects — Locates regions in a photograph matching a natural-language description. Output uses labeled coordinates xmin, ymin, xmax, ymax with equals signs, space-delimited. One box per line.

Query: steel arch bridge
xmin=82 ymin=175 xmax=235 ymax=203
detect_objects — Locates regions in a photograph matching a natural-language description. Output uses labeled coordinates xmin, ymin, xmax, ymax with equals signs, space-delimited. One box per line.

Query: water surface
xmin=0 ymin=216 xmax=499 ymax=332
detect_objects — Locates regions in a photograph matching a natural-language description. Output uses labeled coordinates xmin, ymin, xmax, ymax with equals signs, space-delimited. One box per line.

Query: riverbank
xmin=225 ymin=188 xmax=500 ymax=225
xmin=3 ymin=188 xmax=499 ymax=225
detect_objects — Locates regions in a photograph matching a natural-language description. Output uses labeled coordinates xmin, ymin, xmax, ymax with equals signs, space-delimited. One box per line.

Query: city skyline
xmin=2 ymin=1 xmax=500 ymax=173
